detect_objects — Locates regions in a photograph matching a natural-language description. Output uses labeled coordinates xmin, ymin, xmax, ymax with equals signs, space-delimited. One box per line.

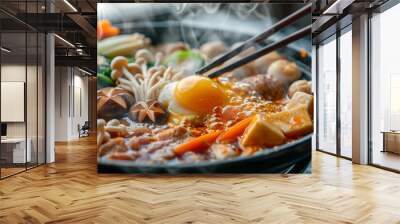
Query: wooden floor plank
xmin=0 ymin=136 xmax=399 ymax=224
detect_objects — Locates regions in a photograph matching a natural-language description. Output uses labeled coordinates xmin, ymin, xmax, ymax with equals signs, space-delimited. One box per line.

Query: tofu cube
xmin=266 ymin=106 xmax=313 ymax=138
xmin=285 ymin=92 xmax=314 ymax=117
xmin=241 ymin=114 xmax=286 ymax=147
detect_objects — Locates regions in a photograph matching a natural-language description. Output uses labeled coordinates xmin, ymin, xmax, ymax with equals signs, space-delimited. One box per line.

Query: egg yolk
xmin=174 ymin=76 xmax=226 ymax=115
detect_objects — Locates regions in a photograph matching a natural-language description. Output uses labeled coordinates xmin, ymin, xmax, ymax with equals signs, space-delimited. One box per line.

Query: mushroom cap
xmin=135 ymin=48 xmax=154 ymax=63
xmin=97 ymin=119 xmax=106 ymax=131
xmin=127 ymin=63 xmax=142 ymax=74
xmin=111 ymin=69 xmax=122 ymax=80
xmin=107 ymin=119 xmax=120 ymax=126
xmin=111 ymin=56 xmax=129 ymax=70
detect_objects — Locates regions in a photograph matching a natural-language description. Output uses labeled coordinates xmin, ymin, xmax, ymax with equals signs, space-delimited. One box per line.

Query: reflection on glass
xmin=38 ymin=33 xmax=46 ymax=165
xmin=1 ymin=31 xmax=27 ymax=177
xmin=0 ymin=1 xmax=46 ymax=179
xmin=340 ymin=29 xmax=352 ymax=158
xmin=27 ymin=31 xmax=38 ymax=169
xmin=371 ymin=4 xmax=400 ymax=171
xmin=318 ymin=38 xmax=337 ymax=154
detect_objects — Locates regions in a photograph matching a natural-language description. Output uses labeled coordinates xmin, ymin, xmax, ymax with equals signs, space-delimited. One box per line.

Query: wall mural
xmin=96 ymin=3 xmax=313 ymax=173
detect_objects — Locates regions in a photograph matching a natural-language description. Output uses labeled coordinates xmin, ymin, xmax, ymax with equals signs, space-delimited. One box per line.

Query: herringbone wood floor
xmin=0 ymin=136 xmax=399 ymax=224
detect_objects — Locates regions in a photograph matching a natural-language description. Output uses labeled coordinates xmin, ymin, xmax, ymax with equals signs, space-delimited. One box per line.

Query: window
xmin=370 ymin=3 xmax=400 ymax=171
xmin=317 ymin=37 xmax=337 ymax=154
xmin=339 ymin=28 xmax=352 ymax=158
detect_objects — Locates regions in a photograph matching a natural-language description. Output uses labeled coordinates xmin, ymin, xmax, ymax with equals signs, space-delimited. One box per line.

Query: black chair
xmin=78 ymin=121 xmax=90 ymax=138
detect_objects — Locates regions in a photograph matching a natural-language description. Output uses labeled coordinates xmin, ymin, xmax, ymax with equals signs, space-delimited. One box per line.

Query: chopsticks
xmin=196 ymin=3 xmax=312 ymax=78
xmin=206 ymin=25 xmax=311 ymax=78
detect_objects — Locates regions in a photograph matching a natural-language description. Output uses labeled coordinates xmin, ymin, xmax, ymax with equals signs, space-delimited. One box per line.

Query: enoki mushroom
xmin=110 ymin=49 xmax=183 ymax=103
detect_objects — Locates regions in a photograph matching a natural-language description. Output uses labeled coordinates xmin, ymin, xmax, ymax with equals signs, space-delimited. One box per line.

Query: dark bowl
xmin=98 ymin=22 xmax=312 ymax=174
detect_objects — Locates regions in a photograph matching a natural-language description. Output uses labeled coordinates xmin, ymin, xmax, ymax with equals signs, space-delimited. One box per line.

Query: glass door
xmin=0 ymin=0 xmax=47 ymax=179
xmin=317 ymin=36 xmax=337 ymax=155
xmin=0 ymin=31 xmax=28 ymax=178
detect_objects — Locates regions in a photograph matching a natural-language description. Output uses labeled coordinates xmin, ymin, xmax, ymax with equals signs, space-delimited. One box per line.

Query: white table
xmin=1 ymin=138 xmax=32 ymax=163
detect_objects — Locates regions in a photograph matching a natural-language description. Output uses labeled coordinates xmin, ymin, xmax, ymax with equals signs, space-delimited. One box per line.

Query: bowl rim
xmin=98 ymin=134 xmax=312 ymax=169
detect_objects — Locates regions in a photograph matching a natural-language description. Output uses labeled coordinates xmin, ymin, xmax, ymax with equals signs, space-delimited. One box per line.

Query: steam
xmin=170 ymin=3 xmax=271 ymax=19
xmin=203 ymin=3 xmax=221 ymax=14
xmin=167 ymin=3 xmax=272 ymax=49
xmin=235 ymin=3 xmax=259 ymax=19
xmin=98 ymin=3 xmax=274 ymax=51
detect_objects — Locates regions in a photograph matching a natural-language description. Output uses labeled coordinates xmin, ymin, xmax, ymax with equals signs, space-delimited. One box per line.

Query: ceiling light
xmin=54 ymin=34 xmax=75 ymax=48
xmin=1 ymin=47 xmax=11 ymax=53
xmin=63 ymin=0 xmax=78 ymax=12
xmin=78 ymin=67 xmax=93 ymax=76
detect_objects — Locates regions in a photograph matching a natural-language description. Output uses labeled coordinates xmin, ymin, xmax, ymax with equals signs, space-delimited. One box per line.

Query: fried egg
xmin=158 ymin=76 xmax=227 ymax=118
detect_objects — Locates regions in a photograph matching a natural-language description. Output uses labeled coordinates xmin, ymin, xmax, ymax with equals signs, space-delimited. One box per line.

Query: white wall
xmin=1 ymin=65 xmax=39 ymax=138
xmin=54 ymin=67 xmax=89 ymax=141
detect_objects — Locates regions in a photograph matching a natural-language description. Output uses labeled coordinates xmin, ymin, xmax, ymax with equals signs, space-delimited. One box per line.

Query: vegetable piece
xmin=265 ymin=106 xmax=313 ymax=138
xmin=218 ymin=115 xmax=255 ymax=143
xmin=97 ymin=87 xmax=134 ymax=120
xmin=97 ymin=73 xmax=114 ymax=89
xmin=285 ymin=92 xmax=314 ymax=117
xmin=240 ymin=114 xmax=286 ymax=147
xmin=164 ymin=50 xmax=205 ymax=76
xmin=98 ymin=34 xmax=150 ymax=57
xmin=174 ymin=130 xmax=223 ymax=156
xmin=97 ymin=19 xmax=120 ymax=39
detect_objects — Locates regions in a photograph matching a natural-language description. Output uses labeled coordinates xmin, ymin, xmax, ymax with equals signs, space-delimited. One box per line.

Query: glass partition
xmin=38 ymin=32 xmax=46 ymax=165
xmin=27 ymin=30 xmax=38 ymax=169
xmin=317 ymin=36 xmax=337 ymax=154
xmin=339 ymin=28 xmax=352 ymax=158
xmin=0 ymin=31 xmax=28 ymax=177
xmin=370 ymin=4 xmax=400 ymax=171
xmin=0 ymin=1 xmax=46 ymax=179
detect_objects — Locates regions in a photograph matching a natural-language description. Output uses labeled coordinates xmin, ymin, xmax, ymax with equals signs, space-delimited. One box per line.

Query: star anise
xmin=128 ymin=101 xmax=166 ymax=123
xmin=97 ymin=87 xmax=134 ymax=120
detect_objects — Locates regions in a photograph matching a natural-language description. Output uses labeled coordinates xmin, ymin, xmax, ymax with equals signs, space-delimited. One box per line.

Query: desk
xmin=1 ymin=138 xmax=31 ymax=164
xmin=381 ymin=131 xmax=400 ymax=154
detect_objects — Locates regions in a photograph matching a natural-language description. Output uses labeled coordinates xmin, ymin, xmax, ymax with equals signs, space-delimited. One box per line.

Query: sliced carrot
xmin=98 ymin=19 xmax=112 ymax=29
xmin=217 ymin=115 xmax=255 ymax=143
xmin=97 ymin=19 xmax=119 ymax=39
xmin=97 ymin=20 xmax=110 ymax=38
xmin=174 ymin=130 xmax=223 ymax=156
xmin=106 ymin=27 xmax=120 ymax=37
